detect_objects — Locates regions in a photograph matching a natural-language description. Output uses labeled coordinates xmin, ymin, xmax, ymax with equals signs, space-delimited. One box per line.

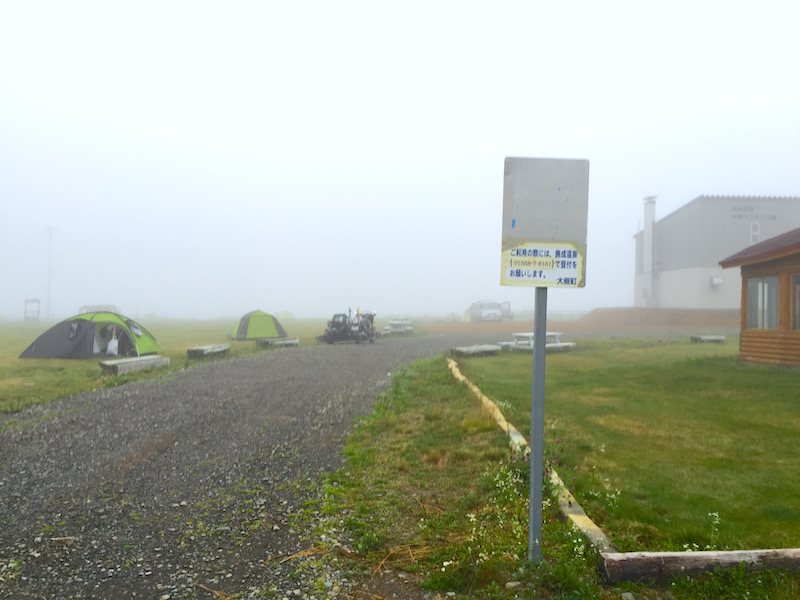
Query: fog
xmin=2 ymin=2 xmax=798 ymax=321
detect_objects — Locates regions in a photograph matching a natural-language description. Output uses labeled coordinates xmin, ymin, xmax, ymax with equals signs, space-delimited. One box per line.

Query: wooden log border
xmin=599 ymin=548 xmax=800 ymax=583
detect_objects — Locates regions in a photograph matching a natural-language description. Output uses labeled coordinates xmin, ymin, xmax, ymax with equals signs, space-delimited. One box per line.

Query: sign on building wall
xmin=501 ymin=157 xmax=589 ymax=287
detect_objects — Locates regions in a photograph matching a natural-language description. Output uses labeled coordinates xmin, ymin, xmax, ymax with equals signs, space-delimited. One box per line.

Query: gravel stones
xmin=0 ymin=333 xmax=494 ymax=599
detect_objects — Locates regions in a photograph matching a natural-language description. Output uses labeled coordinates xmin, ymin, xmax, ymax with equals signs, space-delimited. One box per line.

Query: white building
xmin=634 ymin=196 xmax=800 ymax=309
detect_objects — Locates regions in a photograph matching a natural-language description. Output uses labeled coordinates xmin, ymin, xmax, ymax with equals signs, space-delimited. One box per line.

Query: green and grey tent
xmin=19 ymin=312 xmax=162 ymax=359
xmin=231 ymin=310 xmax=288 ymax=340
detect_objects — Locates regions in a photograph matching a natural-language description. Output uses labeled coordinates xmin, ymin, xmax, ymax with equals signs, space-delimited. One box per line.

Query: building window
xmin=751 ymin=222 xmax=760 ymax=245
xmin=793 ymin=275 xmax=800 ymax=330
xmin=747 ymin=276 xmax=779 ymax=329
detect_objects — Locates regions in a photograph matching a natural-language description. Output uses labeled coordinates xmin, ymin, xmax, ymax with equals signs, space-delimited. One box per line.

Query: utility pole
xmin=46 ymin=227 xmax=54 ymax=320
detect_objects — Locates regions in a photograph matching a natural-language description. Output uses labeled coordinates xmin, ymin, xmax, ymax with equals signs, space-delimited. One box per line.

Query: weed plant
xmin=322 ymin=344 xmax=800 ymax=599
xmin=323 ymin=357 xmax=612 ymax=597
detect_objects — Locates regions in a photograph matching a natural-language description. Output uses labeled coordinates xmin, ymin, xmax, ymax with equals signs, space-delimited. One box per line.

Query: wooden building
xmin=720 ymin=227 xmax=800 ymax=367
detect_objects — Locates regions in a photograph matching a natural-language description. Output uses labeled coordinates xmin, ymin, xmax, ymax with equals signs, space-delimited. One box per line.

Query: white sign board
xmin=501 ymin=157 xmax=589 ymax=287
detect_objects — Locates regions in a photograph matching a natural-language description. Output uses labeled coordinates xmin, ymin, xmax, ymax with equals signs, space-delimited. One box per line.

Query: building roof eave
xmin=719 ymin=227 xmax=800 ymax=269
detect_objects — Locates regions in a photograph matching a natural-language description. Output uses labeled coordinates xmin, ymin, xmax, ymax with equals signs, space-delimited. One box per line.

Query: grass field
xmin=0 ymin=317 xmax=334 ymax=413
xmin=322 ymin=343 xmax=800 ymax=599
xmin=5 ymin=316 xmax=800 ymax=597
xmin=457 ymin=337 xmax=800 ymax=553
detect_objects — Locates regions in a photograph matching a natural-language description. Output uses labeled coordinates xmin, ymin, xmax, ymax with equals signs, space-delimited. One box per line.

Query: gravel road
xmin=0 ymin=333 xmax=496 ymax=599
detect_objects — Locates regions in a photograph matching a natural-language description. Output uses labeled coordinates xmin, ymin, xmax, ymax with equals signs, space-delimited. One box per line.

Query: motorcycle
xmin=320 ymin=310 xmax=377 ymax=344
xmin=354 ymin=311 xmax=377 ymax=344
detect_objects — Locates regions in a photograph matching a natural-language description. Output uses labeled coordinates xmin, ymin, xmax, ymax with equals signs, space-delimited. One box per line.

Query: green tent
xmin=20 ymin=312 xmax=162 ymax=359
xmin=231 ymin=310 xmax=288 ymax=340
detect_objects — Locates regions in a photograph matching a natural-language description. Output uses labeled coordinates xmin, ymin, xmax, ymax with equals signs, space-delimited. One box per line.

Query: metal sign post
xmin=529 ymin=286 xmax=547 ymax=561
xmin=501 ymin=157 xmax=589 ymax=564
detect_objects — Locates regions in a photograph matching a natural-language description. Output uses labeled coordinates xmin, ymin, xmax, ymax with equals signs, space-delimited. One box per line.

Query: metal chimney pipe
xmin=643 ymin=197 xmax=656 ymax=305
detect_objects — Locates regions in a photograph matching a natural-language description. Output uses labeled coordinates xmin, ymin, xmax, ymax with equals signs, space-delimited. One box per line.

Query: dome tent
xmin=231 ymin=310 xmax=288 ymax=341
xmin=20 ymin=312 xmax=162 ymax=359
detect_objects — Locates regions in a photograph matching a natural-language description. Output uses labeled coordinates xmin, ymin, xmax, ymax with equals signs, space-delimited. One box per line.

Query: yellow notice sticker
xmin=500 ymin=242 xmax=585 ymax=287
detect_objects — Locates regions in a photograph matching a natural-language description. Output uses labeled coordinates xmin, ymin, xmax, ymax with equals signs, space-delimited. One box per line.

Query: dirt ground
xmin=424 ymin=307 xmax=740 ymax=338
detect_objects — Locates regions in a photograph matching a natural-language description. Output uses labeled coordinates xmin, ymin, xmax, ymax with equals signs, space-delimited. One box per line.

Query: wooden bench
xmin=100 ymin=355 xmax=170 ymax=375
xmin=186 ymin=344 xmax=230 ymax=359
xmin=690 ymin=335 xmax=726 ymax=344
xmin=256 ymin=337 xmax=299 ymax=349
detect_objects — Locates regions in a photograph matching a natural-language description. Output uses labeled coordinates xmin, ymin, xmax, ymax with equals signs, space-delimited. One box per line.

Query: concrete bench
xmin=100 ymin=355 xmax=170 ymax=375
xmin=690 ymin=335 xmax=726 ymax=344
xmin=256 ymin=337 xmax=299 ymax=349
xmin=500 ymin=332 xmax=575 ymax=353
xmin=502 ymin=342 xmax=576 ymax=352
xmin=451 ymin=344 xmax=502 ymax=357
xmin=186 ymin=344 xmax=230 ymax=359
xmin=546 ymin=341 xmax=576 ymax=352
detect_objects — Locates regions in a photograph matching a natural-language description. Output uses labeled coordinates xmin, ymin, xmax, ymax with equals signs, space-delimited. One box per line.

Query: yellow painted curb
xmin=446 ymin=357 xmax=521 ymax=438
xmin=446 ymin=356 xmax=616 ymax=553
xmin=549 ymin=470 xmax=616 ymax=552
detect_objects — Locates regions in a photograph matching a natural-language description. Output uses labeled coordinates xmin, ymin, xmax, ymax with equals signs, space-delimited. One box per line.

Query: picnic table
xmin=499 ymin=332 xmax=575 ymax=352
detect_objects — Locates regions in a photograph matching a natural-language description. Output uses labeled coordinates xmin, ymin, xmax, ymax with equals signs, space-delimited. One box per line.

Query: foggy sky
xmin=2 ymin=1 xmax=799 ymax=321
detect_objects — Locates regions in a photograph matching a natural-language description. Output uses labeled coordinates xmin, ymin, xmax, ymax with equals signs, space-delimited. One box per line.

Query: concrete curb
xmin=445 ymin=357 xmax=615 ymax=553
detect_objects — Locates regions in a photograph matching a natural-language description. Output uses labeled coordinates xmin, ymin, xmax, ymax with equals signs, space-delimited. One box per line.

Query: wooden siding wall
xmin=739 ymin=330 xmax=800 ymax=366
xmin=739 ymin=257 xmax=800 ymax=367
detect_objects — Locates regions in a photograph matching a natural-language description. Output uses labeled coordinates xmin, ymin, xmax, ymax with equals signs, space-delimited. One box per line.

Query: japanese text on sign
xmin=500 ymin=242 xmax=584 ymax=287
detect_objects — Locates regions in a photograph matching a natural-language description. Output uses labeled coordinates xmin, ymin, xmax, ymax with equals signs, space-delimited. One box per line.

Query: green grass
xmin=322 ymin=358 xmax=537 ymax=591
xmin=318 ymin=341 xmax=800 ymax=599
xmin=458 ymin=337 xmax=800 ymax=553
